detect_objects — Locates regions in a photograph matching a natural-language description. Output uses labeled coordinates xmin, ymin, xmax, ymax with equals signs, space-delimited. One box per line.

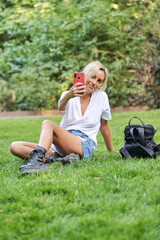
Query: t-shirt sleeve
xmin=101 ymin=93 xmax=112 ymax=120
xmin=58 ymin=91 xmax=69 ymax=111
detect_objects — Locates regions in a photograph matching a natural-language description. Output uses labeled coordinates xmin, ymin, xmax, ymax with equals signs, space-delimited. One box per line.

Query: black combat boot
xmin=19 ymin=145 xmax=49 ymax=174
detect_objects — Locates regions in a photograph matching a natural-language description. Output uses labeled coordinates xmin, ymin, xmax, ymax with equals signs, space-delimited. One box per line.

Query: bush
xmin=0 ymin=0 xmax=159 ymax=110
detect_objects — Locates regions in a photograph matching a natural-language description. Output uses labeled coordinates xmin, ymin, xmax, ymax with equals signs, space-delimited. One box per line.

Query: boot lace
xmin=28 ymin=149 xmax=44 ymax=164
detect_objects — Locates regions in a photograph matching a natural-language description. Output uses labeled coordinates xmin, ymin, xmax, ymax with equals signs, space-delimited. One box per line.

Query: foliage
xmin=0 ymin=110 xmax=160 ymax=239
xmin=0 ymin=0 xmax=160 ymax=110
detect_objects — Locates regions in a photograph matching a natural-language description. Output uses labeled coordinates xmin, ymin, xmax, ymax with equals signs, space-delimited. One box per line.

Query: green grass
xmin=0 ymin=110 xmax=160 ymax=240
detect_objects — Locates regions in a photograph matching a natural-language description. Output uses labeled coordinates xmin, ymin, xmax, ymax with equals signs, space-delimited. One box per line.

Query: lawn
xmin=0 ymin=110 xmax=160 ymax=240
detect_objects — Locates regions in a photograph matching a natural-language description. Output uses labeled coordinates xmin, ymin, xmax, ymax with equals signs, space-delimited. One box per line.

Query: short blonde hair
xmin=83 ymin=61 xmax=108 ymax=91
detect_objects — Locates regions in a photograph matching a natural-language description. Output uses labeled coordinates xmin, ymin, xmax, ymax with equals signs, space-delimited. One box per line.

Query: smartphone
xmin=73 ymin=72 xmax=85 ymax=85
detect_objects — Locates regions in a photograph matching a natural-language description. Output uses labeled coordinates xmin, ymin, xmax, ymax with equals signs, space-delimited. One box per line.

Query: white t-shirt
xmin=59 ymin=90 xmax=111 ymax=148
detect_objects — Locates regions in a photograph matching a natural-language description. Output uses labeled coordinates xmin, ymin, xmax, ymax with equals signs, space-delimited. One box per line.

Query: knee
xmin=41 ymin=120 xmax=57 ymax=129
xmin=42 ymin=120 xmax=52 ymax=125
xmin=10 ymin=141 xmax=20 ymax=154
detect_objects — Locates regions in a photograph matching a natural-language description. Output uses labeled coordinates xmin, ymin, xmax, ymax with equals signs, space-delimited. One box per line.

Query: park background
xmin=0 ymin=1 xmax=160 ymax=240
xmin=0 ymin=0 xmax=160 ymax=112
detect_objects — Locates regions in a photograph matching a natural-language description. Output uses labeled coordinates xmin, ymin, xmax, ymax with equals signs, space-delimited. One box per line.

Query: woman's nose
xmin=91 ymin=78 xmax=97 ymax=85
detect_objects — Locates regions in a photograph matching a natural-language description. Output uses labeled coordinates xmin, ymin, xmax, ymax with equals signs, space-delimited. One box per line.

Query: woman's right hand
xmin=58 ymin=83 xmax=86 ymax=111
xmin=67 ymin=83 xmax=86 ymax=99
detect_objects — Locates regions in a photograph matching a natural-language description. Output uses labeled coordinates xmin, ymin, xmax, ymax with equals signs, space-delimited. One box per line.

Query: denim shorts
xmin=51 ymin=130 xmax=95 ymax=158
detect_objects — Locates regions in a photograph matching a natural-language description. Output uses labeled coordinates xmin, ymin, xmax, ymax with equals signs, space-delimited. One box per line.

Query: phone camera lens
xmin=78 ymin=77 xmax=80 ymax=79
xmin=74 ymin=74 xmax=76 ymax=78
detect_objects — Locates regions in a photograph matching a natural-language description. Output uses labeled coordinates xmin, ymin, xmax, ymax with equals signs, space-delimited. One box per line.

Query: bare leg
xmin=10 ymin=141 xmax=56 ymax=160
xmin=10 ymin=120 xmax=84 ymax=174
xmin=38 ymin=120 xmax=83 ymax=157
xmin=10 ymin=120 xmax=83 ymax=161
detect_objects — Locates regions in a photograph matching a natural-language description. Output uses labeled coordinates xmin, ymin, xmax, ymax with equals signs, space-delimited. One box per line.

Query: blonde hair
xmin=83 ymin=61 xmax=108 ymax=91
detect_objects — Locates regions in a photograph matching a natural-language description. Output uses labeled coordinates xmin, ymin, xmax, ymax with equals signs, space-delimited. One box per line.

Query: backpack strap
xmin=130 ymin=128 xmax=156 ymax=158
xmin=137 ymin=127 xmax=145 ymax=146
xmin=119 ymin=147 xmax=132 ymax=158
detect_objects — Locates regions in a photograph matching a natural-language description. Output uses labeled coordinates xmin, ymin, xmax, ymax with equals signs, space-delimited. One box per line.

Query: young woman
xmin=10 ymin=61 xmax=114 ymax=174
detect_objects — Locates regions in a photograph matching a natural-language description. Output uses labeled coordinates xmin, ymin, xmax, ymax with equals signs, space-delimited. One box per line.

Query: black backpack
xmin=119 ymin=117 xmax=160 ymax=159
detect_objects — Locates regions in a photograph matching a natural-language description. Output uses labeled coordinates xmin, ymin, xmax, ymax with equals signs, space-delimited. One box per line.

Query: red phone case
xmin=74 ymin=72 xmax=85 ymax=85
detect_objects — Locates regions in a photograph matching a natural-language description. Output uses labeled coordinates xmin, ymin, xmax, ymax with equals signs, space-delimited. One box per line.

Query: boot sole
xmin=20 ymin=167 xmax=49 ymax=174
